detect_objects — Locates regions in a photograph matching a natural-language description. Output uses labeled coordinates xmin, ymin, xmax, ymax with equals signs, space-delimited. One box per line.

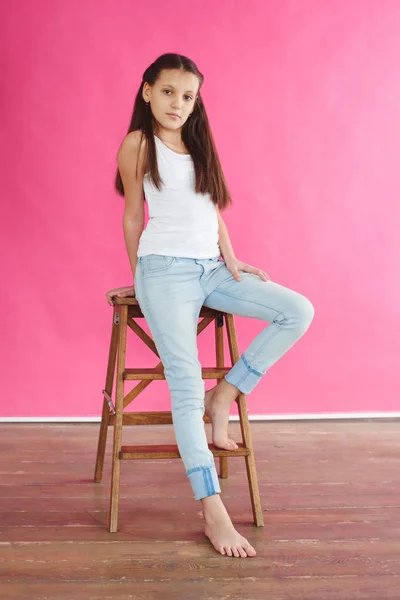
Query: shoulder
xmin=117 ymin=130 xmax=148 ymax=176
xmin=118 ymin=130 xmax=148 ymax=158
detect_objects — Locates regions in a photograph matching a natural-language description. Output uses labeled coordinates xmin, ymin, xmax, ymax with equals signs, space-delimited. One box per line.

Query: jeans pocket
xmin=144 ymin=254 xmax=176 ymax=274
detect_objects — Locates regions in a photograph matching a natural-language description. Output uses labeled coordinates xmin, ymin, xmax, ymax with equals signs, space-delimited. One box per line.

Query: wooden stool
xmin=94 ymin=296 xmax=264 ymax=532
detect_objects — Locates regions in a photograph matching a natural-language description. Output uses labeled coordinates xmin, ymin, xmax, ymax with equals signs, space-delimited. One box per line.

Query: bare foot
xmin=204 ymin=384 xmax=239 ymax=451
xmin=202 ymin=494 xmax=257 ymax=558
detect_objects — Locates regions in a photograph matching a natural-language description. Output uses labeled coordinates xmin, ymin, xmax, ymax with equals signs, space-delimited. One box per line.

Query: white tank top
xmin=137 ymin=134 xmax=220 ymax=258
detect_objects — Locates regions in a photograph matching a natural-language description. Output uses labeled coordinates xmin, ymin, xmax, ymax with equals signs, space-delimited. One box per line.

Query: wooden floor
xmin=1 ymin=420 xmax=400 ymax=599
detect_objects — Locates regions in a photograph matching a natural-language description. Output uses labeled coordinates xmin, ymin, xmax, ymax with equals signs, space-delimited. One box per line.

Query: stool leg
xmin=109 ymin=304 xmax=128 ymax=533
xmin=215 ymin=315 xmax=228 ymax=479
xmin=237 ymin=393 xmax=264 ymax=527
xmin=94 ymin=309 xmax=119 ymax=483
xmin=225 ymin=314 xmax=264 ymax=527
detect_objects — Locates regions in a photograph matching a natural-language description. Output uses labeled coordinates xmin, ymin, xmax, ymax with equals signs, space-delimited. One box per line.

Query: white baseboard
xmin=1 ymin=412 xmax=400 ymax=423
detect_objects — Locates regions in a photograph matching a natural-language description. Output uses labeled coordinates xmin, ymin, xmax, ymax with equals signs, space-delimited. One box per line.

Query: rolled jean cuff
xmin=225 ymin=354 xmax=264 ymax=395
xmin=186 ymin=463 xmax=221 ymax=500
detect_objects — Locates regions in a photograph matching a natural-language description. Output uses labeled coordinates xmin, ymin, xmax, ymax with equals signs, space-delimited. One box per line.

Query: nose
xmin=171 ymin=99 xmax=183 ymax=109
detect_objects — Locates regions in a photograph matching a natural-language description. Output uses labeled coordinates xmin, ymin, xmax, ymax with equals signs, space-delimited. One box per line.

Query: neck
xmin=155 ymin=127 xmax=182 ymax=146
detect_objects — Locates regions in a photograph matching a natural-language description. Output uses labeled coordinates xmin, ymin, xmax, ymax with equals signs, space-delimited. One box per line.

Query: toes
xmin=218 ymin=440 xmax=238 ymax=450
xmin=224 ymin=546 xmax=233 ymax=557
xmin=232 ymin=547 xmax=240 ymax=558
xmin=237 ymin=546 xmax=248 ymax=558
xmin=245 ymin=545 xmax=257 ymax=556
xmin=218 ymin=547 xmax=226 ymax=555
xmin=214 ymin=440 xmax=238 ymax=451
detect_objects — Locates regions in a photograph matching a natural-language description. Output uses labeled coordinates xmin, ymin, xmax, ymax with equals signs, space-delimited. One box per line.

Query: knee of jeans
xmin=275 ymin=296 xmax=314 ymax=330
xmin=293 ymin=296 xmax=315 ymax=330
xmin=300 ymin=297 xmax=315 ymax=324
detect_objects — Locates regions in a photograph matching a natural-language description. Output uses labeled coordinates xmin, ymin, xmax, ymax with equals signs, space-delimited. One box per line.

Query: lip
xmin=167 ymin=113 xmax=180 ymax=118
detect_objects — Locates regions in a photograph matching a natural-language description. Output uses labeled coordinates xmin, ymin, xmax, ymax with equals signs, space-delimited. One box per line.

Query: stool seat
xmin=94 ymin=292 xmax=264 ymax=532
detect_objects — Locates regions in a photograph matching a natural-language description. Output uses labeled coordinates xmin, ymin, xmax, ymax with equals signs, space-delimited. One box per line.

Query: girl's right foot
xmin=202 ymin=494 xmax=257 ymax=558
xmin=204 ymin=384 xmax=239 ymax=451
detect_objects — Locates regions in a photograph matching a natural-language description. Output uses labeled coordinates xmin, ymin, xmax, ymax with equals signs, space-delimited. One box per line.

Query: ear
xmin=142 ymin=82 xmax=149 ymax=102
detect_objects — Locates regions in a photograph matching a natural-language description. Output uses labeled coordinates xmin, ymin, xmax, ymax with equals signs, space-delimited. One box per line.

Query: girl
xmin=106 ymin=53 xmax=314 ymax=559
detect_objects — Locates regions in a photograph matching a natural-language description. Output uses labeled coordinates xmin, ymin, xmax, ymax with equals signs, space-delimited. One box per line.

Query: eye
xmin=163 ymin=90 xmax=193 ymax=101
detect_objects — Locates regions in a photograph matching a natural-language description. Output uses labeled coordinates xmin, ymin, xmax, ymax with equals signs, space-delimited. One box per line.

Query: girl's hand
xmin=224 ymin=257 xmax=271 ymax=283
xmin=105 ymin=284 xmax=135 ymax=306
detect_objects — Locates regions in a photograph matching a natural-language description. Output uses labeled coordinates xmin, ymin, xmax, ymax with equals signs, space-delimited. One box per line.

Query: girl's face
xmin=143 ymin=69 xmax=199 ymax=132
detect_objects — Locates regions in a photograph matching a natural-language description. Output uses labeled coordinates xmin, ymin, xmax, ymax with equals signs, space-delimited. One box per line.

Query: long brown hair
xmin=114 ymin=53 xmax=232 ymax=210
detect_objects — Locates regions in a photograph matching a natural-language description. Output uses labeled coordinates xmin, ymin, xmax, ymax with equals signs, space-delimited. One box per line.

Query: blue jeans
xmin=134 ymin=254 xmax=314 ymax=501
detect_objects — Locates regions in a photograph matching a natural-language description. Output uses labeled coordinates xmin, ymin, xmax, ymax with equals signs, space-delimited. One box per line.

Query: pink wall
xmin=1 ymin=0 xmax=399 ymax=419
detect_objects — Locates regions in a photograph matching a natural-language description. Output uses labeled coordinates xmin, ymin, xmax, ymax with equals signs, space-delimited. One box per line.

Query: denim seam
xmin=242 ymin=354 xmax=263 ymax=377
xmin=143 ymin=255 xmax=176 ymax=275
xmin=186 ymin=465 xmax=213 ymax=475
xmin=187 ymin=466 xmax=216 ymax=495
xmin=205 ymin=285 xmax=285 ymax=376
xmin=196 ymin=261 xmax=209 ymax=301
xmin=227 ymin=371 xmax=247 ymax=388
xmin=206 ymin=287 xmax=285 ymax=319
xmin=203 ymin=469 xmax=212 ymax=495
xmin=226 ymin=326 xmax=282 ymax=388
xmin=247 ymin=326 xmax=282 ymax=368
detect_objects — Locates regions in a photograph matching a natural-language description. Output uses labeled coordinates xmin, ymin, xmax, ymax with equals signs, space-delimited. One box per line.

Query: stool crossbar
xmin=94 ymin=296 xmax=264 ymax=532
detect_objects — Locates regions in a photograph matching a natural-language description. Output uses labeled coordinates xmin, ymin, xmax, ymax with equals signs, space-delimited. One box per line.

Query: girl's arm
xmin=117 ymin=131 xmax=147 ymax=279
xmin=216 ymin=206 xmax=236 ymax=262
xmin=216 ymin=206 xmax=270 ymax=283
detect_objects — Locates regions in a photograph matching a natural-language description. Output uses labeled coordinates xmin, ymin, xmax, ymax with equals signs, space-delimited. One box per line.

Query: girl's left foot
xmin=202 ymin=493 xmax=257 ymax=557
xmin=204 ymin=384 xmax=239 ymax=451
